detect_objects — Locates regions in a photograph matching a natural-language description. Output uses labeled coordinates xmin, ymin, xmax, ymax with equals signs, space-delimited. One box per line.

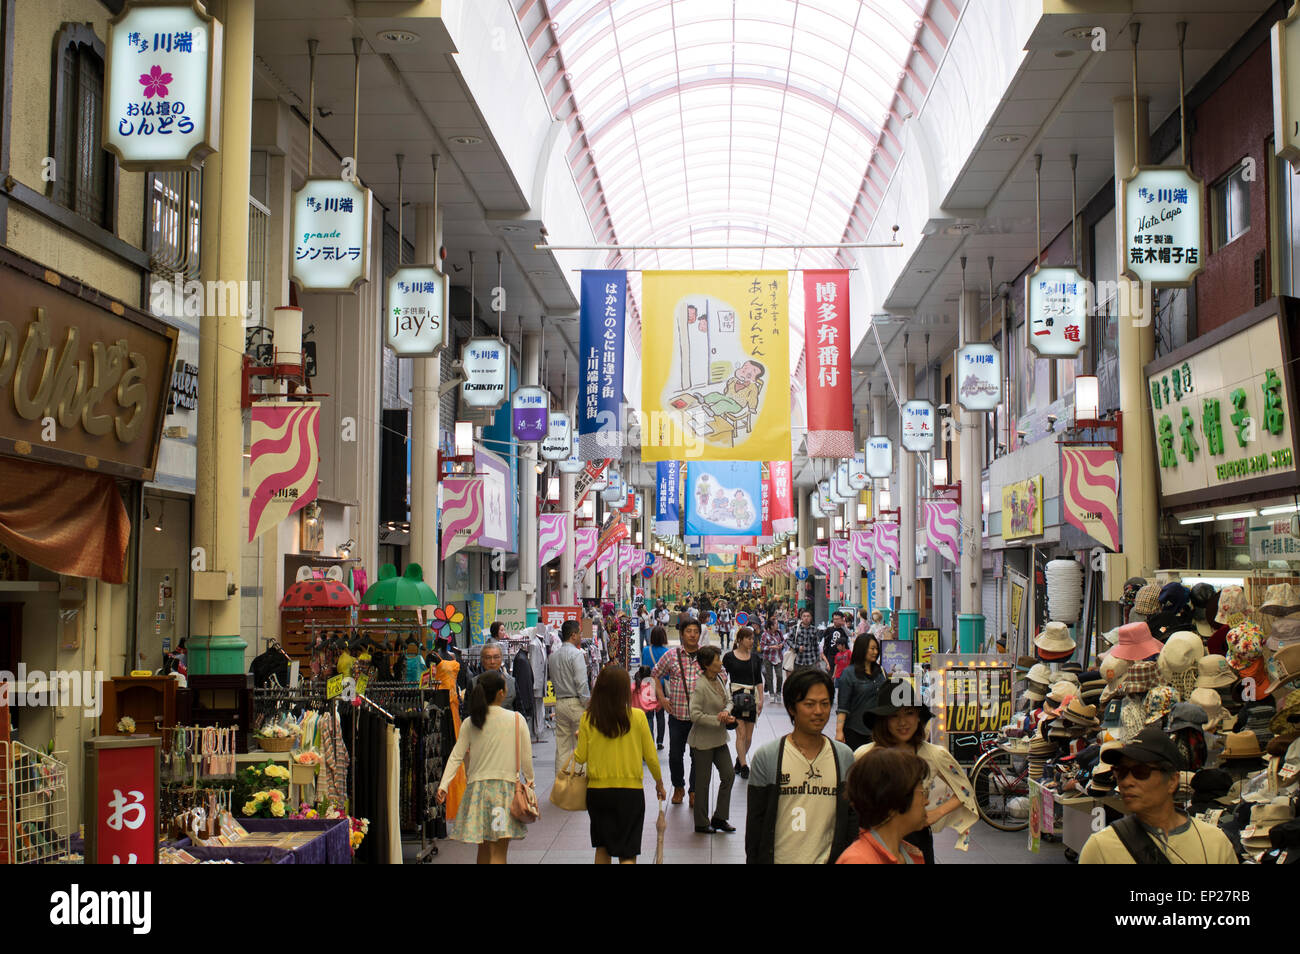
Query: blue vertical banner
xmin=578 ymin=269 xmax=627 ymax=460
xmin=656 ymin=461 xmax=681 ymax=536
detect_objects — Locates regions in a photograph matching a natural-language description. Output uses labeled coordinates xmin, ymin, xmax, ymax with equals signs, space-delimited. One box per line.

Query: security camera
xmin=1047 ymin=414 xmax=1058 ymax=424
xmin=1016 ymin=430 xmax=1027 ymax=439
xmin=937 ymin=403 xmax=951 ymax=415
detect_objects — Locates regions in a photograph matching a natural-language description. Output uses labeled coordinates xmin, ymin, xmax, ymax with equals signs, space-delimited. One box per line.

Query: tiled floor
xmin=404 ymin=675 xmax=1068 ymax=865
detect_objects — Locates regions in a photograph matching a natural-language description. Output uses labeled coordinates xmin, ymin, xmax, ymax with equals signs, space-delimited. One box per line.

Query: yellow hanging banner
xmin=640 ymin=270 xmax=790 ymax=461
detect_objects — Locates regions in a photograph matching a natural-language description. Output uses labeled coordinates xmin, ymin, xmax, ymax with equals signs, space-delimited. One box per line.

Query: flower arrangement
xmin=116 ymin=716 xmax=135 ymax=734
xmin=254 ymin=722 xmax=300 ymax=740
xmin=293 ymin=749 xmax=323 ymax=766
xmin=242 ymin=788 xmax=288 ymax=818
xmin=235 ymin=760 xmax=294 ymax=816
xmin=292 ymin=797 xmax=369 ymax=855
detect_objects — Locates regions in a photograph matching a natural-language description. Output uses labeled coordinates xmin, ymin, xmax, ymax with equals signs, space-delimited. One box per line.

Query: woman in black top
xmin=722 ymin=626 xmax=764 ymax=778
xmin=836 ymin=634 xmax=886 ymax=751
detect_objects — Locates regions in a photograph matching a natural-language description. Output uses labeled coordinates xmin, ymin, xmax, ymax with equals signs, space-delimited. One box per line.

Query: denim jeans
xmin=668 ymin=715 xmax=697 ymax=791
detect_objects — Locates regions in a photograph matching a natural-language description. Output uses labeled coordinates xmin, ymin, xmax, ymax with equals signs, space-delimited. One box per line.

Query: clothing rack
xmin=252 ymin=684 xmax=327 ymax=724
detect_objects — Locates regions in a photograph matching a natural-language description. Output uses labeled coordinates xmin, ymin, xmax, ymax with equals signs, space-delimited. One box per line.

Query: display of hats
xmin=1157 ymin=631 xmax=1204 ymax=674
xmin=1121 ymin=577 xmax=1148 ymax=607
xmin=1099 ymin=651 xmax=1131 ymax=684
xmin=1189 ymin=582 xmax=1216 ymax=616
xmin=1260 ymin=583 xmax=1300 ymax=617
xmin=1189 ymin=687 xmax=1226 ymax=730
xmin=1133 ymin=582 xmax=1162 ymax=616
xmin=1025 ymin=662 xmax=1054 ymax=686
xmin=1227 ymin=621 xmax=1265 ymax=671
xmin=1197 ymin=654 xmax=1238 ymax=689
xmin=1062 ymin=697 xmax=1100 ymax=726
xmin=1280 ymin=737 xmax=1300 ymax=785
xmin=1099 ymin=626 xmax=1121 ymax=647
xmin=1111 ymin=621 xmax=1163 ymax=662
xmin=1144 ymin=685 xmax=1177 ymax=725
xmin=1242 ymin=799 xmax=1295 ymax=850
xmin=1115 ymin=660 xmax=1160 ymax=697
xmin=1269 ymin=817 xmax=1300 ymax=849
xmin=1268 ymin=644 xmax=1300 ymax=692
xmin=1046 ymin=560 xmax=1084 ymax=623
xmin=1167 ymin=702 xmax=1209 ymax=734
xmin=1215 ymin=584 xmax=1250 ymax=625
xmin=1035 ymin=621 xmax=1076 ymax=661
xmin=1243 ymin=703 xmax=1277 ymax=747
xmin=1269 ymin=617 xmax=1300 ymax=651
xmin=1222 ymin=730 xmax=1264 ymax=760
xmin=1159 ymin=582 xmax=1192 ymax=612
xmin=1190 ymin=768 xmax=1237 ymax=806
xmin=1052 ymin=669 xmax=1081 ymax=689
xmin=1268 ymin=691 xmax=1300 ymax=738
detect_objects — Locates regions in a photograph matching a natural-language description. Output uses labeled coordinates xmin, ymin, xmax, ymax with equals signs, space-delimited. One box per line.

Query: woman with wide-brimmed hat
xmin=852 ymin=679 xmax=978 ymax=863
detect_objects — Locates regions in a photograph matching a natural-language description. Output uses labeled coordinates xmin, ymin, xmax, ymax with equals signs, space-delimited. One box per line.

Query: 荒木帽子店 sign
xmin=1122 ymin=166 xmax=1206 ymax=286
xmin=511 ymin=386 xmax=549 ymax=443
xmin=956 ymin=344 xmax=1002 ymax=412
xmin=901 ymin=401 xmax=935 ymax=452
xmin=541 ymin=411 xmax=574 ymax=461
xmin=1145 ymin=306 xmax=1298 ymax=506
xmin=865 ymin=435 xmax=893 ymax=478
xmin=460 ymin=337 xmax=511 ymax=410
xmin=1025 ymin=266 xmax=1087 ymax=358
xmin=104 ymin=0 xmax=222 ymax=169
xmin=291 ymin=178 xmax=373 ymax=293
xmin=386 ymin=267 xmax=448 ymax=356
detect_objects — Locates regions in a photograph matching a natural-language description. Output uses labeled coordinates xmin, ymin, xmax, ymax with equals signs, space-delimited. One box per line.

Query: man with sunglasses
xmin=1079 ymin=726 xmax=1237 ymax=864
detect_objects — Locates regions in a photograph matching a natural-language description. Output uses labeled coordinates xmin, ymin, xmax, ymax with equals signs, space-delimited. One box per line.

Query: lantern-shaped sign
xmin=956 ymin=344 xmax=1002 ymax=412
xmin=833 ymin=461 xmax=855 ymax=502
xmin=1121 ymin=166 xmax=1206 ymax=286
xmin=291 ymin=178 xmax=373 ymax=293
xmin=1025 ymin=267 xmax=1087 ymax=358
xmin=511 ymin=387 xmax=549 ymax=442
xmin=865 ymin=435 xmax=893 ymax=478
xmin=386 ymin=266 xmax=448 ymax=355
xmin=541 ymin=411 xmax=573 ymax=461
xmin=809 ymin=490 xmax=828 ymax=519
xmin=601 ymin=471 xmax=625 ymax=504
xmin=848 ymin=453 xmax=869 ymax=490
xmin=104 ymin=1 xmax=222 ymax=170
xmin=460 ymin=337 xmax=511 ymax=411
xmin=558 ymin=452 xmax=586 ymax=474
xmin=902 ymin=401 xmax=935 ymax=452
xmin=817 ymin=478 xmax=836 ymax=513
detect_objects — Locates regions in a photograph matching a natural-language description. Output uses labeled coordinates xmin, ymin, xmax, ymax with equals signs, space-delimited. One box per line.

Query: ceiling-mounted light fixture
xmin=451 ymin=135 xmax=482 ymax=146
xmin=154 ymin=501 xmax=165 ymax=532
xmin=379 ymin=29 xmax=420 ymax=44
xmin=335 ymin=538 xmax=355 ymax=559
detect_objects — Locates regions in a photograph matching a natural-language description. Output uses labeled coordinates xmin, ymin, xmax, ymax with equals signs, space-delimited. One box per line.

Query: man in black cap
xmin=1079 ymin=727 xmax=1237 ymax=864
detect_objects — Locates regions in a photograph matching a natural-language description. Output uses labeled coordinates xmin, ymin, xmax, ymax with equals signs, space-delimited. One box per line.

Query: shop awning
xmin=0 ymin=457 xmax=130 ymax=584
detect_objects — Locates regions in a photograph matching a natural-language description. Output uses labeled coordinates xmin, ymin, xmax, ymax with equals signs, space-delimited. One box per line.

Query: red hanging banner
xmin=767 ymin=460 xmax=795 ymax=534
xmin=802 ymin=270 xmax=853 ymax=457
xmin=760 ymin=464 xmax=772 ymax=538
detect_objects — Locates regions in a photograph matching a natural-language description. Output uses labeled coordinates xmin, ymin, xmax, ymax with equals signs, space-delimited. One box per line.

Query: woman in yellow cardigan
xmin=576 ymin=665 xmax=666 ymax=864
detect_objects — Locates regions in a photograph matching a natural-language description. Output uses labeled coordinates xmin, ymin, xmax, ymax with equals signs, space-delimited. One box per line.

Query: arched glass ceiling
xmin=549 ymin=0 xmax=923 ymax=271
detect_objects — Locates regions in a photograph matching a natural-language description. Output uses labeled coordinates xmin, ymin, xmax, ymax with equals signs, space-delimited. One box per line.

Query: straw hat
xmin=1268 ymin=644 xmax=1300 ymax=693
xmin=1222 ymin=730 xmax=1264 ymax=760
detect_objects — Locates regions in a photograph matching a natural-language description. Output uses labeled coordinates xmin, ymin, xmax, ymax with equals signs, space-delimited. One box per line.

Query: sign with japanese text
xmin=601 ymin=470 xmax=625 ymax=504
xmin=1145 ymin=311 xmax=1297 ymax=504
xmin=475 ymin=448 xmax=514 ymax=551
xmin=656 ymin=460 xmax=681 ymax=534
xmin=641 ymin=271 xmax=791 ymax=461
xmin=85 ymin=737 xmax=159 ymax=864
xmin=541 ymin=411 xmax=574 ymax=462
xmin=578 ymin=270 xmax=626 ymax=459
xmin=104 ymin=1 xmax=221 ymax=169
xmin=511 ymin=386 xmax=549 ymax=443
xmin=1001 ymin=475 xmax=1043 ymax=540
xmin=1122 ymin=166 xmax=1206 ymax=286
xmin=802 ymin=270 xmax=853 ymax=457
xmin=248 ymin=402 xmax=320 ymax=542
xmin=460 ymin=337 xmax=511 ymax=410
xmin=848 ymin=452 xmax=869 ymax=490
xmin=1250 ymin=518 xmax=1300 ymax=562
xmin=386 ymin=266 xmax=448 ymax=356
xmin=833 ymin=460 xmax=855 ymax=502
xmin=291 ymin=178 xmax=373 ymax=293
xmin=902 ymin=400 xmax=935 ymax=452
xmin=809 ymin=487 xmax=827 ymax=519
xmin=767 ymin=459 xmax=795 ymax=533
xmin=816 ymin=478 xmax=836 ymax=514
xmin=865 ymin=435 xmax=893 ymax=478
xmin=956 ymin=343 xmax=1002 ymax=412
xmin=1025 ymin=266 xmax=1087 ymax=358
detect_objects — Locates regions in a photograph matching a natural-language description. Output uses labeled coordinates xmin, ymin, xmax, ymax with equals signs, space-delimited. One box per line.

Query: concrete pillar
xmin=558 ymin=385 xmax=577 ymax=605
xmin=898 ymin=362 xmax=917 ymax=643
xmin=520 ymin=333 xmax=541 ymax=620
xmin=958 ymin=289 xmax=985 ymax=653
xmin=408 ymin=203 xmax=442 ymax=594
xmin=192 ymin=0 xmax=254 ymax=673
xmin=1114 ymin=95 xmax=1159 ymax=578
xmin=797 ymin=488 xmax=812 ymax=610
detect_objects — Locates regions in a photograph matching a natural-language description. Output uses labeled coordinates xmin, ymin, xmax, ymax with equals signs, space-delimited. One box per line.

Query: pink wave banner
xmin=812 ymin=545 xmax=829 ymax=575
xmin=924 ymin=500 xmax=960 ymax=564
xmin=875 ymin=522 xmax=900 ymax=571
xmin=440 ymin=476 xmax=484 ymax=560
xmin=248 ymin=402 xmax=320 ymax=542
xmin=850 ymin=528 xmax=875 ymax=565
xmin=1061 ymin=446 xmax=1120 ymax=551
xmin=829 ymin=537 xmax=850 ymax=571
xmin=574 ymin=528 xmax=599 ymax=574
xmin=538 ymin=512 xmax=569 ymax=569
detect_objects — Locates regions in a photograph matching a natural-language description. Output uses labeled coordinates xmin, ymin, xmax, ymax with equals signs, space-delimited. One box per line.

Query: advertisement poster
xmin=474 ymin=448 xmax=514 ymax=551
xmin=640 ymin=270 xmax=790 ymax=461
xmin=880 ymin=639 xmax=913 ymax=680
xmin=917 ymin=629 xmax=939 ymax=666
xmin=1060 ymin=446 xmax=1120 ymax=551
xmin=1001 ymin=475 xmax=1043 ymax=540
xmin=685 ymin=461 xmax=764 ymax=536
xmin=248 ymin=402 xmax=320 ymax=542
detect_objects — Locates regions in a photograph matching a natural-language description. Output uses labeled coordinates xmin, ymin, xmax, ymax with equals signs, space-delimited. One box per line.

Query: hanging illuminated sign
xmin=809 ymin=490 xmax=827 ymax=519
xmin=104 ymin=0 xmax=221 ymax=170
xmin=460 ymin=337 xmax=511 ymax=410
xmin=956 ymin=344 xmax=1002 ymax=412
xmin=848 ymin=452 xmax=869 ymax=490
xmin=291 ymin=178 xmax=373 ymax=293
xmin=511 ymin=386 xmax=549 ymax=442
xmin=832 ymin=461 xmax=855 ymax=502
xmin=865 ymin=435 xmax=893 ymax=478
xmin=386 ymin=266 xmax=448 ymax=356
xmin=601 ymin=471 xmax=625 ymax=504
xmin=541 ymin=411 xmax=574 ymax=461
xmin=1025 ymin=266 xmax=1087 ymax=358
xmin=902 ymin=400 xmax=935 ymax=452
xmin=1121 ymin=166 xmax=1206 ymax=286
xmin=817 ymin=478 xmax=836 ymax=513
xmin=1274 ymin=5 xmax=1300 ymax=167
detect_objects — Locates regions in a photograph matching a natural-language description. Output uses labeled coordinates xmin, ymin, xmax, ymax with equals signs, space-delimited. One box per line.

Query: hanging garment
xmin=387 ymin=724 xmax=402 ymax=863
xmin=513 ymin=648 xmax=534 ymax=717
xmin=432 ymin=656 xmax=465 ymax=819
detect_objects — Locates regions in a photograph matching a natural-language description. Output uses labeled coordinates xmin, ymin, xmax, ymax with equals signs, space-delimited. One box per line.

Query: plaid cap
xmin=1134 ymin=583 xmax=1162 ymax=616
xmin=1116 ymin=660 xmax=1160 ymax=697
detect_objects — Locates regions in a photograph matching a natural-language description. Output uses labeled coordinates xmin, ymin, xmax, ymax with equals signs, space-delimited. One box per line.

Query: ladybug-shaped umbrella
xmin=281 ymin=565 xmax=358 ymax=608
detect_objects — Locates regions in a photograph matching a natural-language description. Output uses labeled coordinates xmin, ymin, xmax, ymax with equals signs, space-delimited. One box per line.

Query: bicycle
xmin=968 ymin=734 xmax=1031 ymax=832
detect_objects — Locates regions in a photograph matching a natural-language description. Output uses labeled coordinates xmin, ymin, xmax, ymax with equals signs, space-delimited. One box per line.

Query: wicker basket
xmin=256 ymin=736 xmax=296 ymax=752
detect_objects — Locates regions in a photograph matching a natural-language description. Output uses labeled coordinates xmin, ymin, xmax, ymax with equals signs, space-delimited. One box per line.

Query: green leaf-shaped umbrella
xmin=361 ymin=563 xmax=439 ymax=607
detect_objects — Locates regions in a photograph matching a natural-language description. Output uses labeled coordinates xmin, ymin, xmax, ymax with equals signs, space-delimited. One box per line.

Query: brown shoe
xmin=671 ymin=787 xmax=684 ymax=805
xmin=689 ymin=791 xmax=696 ymax=808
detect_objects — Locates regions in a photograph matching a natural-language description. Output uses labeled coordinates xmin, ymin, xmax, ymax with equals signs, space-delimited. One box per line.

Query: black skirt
xmin=586 ymin=787 xmax=647 ymax=858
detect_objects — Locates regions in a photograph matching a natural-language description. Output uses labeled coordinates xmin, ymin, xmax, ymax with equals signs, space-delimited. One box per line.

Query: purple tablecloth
xmin=170 ymin=818 xmax=351 ymax=864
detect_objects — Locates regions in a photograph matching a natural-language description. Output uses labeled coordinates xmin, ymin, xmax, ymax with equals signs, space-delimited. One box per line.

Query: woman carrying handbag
xmin=437 ymin=671 xmax=535 ymax=864
xmin=573 ymin=666 xmax=665 ymax=864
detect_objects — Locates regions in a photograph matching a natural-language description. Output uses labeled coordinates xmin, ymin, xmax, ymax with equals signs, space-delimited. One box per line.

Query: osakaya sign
xmin=0 ymin=248 xmax=176 ymax=480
